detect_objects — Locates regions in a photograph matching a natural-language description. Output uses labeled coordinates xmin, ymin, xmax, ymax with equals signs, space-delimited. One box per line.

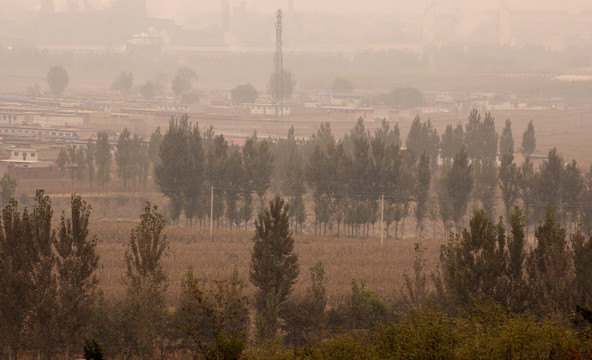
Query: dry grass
xmin=91 ymin=221 xmax=445 ymax=307
xmin=13 ymin=108 xmax=590 ymax=308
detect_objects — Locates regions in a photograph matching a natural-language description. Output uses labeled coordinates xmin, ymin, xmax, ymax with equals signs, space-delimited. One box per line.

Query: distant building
xmin=240 ymin=104 xmax=291 ymax=117
xmin=124 ymin=33 xmax=162 ymax=55
xmin=1 ymin=147 xmax=50 ymax=168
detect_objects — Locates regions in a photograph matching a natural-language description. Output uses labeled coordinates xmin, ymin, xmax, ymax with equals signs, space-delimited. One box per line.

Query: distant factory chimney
xmin=499 ymin=0 xmax=511 ymax=46
xmin=221 ymin=0 xmax=230 ymax=33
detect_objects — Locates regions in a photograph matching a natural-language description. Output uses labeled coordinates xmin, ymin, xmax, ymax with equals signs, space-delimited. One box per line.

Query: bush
xmin=83 ymin=338 xmax=104 ymax=360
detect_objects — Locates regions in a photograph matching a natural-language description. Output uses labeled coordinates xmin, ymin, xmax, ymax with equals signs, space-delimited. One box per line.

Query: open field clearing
xmin=91 ymin=222 xmax=445 ymax=306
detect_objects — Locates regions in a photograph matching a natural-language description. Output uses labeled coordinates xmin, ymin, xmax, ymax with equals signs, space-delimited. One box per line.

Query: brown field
xmin=91 ymin=222 xmax=445 ymax=306
xmin=8 ymin=107 xmax=591 ymax=307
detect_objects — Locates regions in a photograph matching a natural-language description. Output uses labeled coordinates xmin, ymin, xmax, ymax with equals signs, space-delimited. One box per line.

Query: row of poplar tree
xmin=57 ymin=129 xmax=153 ymax=190
xmin=56 ymin=109 xmax=592 ymax=239
xmin=150 ymin=109 xmax=592 ymax=239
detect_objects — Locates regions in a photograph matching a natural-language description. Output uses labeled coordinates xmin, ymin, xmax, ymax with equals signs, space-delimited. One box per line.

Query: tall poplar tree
xmin=250 ymin=196 xmax=299 ymax=341
xmin=54 ymin=194 xmax=99 ymax=358
xmin=95 ymin=131 xmax=112 ymax=187
xmin=415 ymin=152 xmax=431 ymax=236
xmin=444 ymin=147 xmax=473 ymax=231
xmin=123 ymin=202 xmax=169 ymax=358
xmin=499 ymin=119 xmax=514 ymax=155
xmin=521 ymin=120 xmax=536 ymax=157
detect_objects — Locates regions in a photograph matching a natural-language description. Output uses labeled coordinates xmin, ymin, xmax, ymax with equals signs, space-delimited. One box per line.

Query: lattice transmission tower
xmin=273 ymin=9 xmax=283 ymax=118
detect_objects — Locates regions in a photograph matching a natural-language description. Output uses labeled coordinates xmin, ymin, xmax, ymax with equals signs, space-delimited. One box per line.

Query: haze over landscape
xmin=2 ymin=0 xmax=592 ymax=359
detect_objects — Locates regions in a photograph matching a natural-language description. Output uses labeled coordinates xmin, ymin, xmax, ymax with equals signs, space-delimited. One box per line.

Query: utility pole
xmin=210 ymin=185 xmax=214 ymax=241
xmin=381 ymin=194 xmax=384 ymax=246
xmin=273 ymin=9 xmax=283 ymax=119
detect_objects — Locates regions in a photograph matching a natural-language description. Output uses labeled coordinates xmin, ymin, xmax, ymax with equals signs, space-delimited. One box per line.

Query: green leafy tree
xmin=506 ymin=206 xmax=528 ymax=312
xmin=443 ymin=147 xmax=473 ymax=231
xmin=57 ymin=147 xmax=69 ymax=171
xmin=110 ymin=71 xmax=133 ymax=93
xmin=499 ymin=119 xmax=514 ymax=154
xmin=123 ymin=202 xmax=169 ymax=358
xmin=402 ymin=243 xmax=430 ymax=311
xmin=172 ymin=67 xmax=198 ymax=98
xmin=283 ymin=262 xmax=328 ymax=346
xmin=148 ymin=127 xmax=163 ymax=166
xmin=436 ymin=170 xmax=454 ymax=238
xmin=243 ymin=134 xmax=274 ymax=205
xmin=115 ymin=128 xmax=134 ymax=189
xmin=285 ymin=151 xmax=306 ymax=232
xmin=83 ymin=338 xmax=104 ymax=360
xmin=86 ymin=138 xmax=96 ymax=189
xmin=498 ymin=152 xmax=521 ymax=224
xmin=562 ymin=159 xmax=584 ymax=228
xmin=47 ymin=65 xmax=69 ymax=96
xmin=440 ymin=209 xmax=507 ymax=307
xmin=343 ymin=279 xmax=390 ymax=330
xmin=29 ymin=190 xmax=59 ymax=359
xmin=415 ymin=152 xmax=431 ymax=236
xmin=464 ymin=110 xmax=498 ymax=161
xmin=519 ymin=156 xmax=535 ymax=235
xmin=184 ymin=123 xmax=206 ymax=226
xmin=533 ymin=148 xmax=563 ymax=219
xmin=0 ymin=173 xmax=17 ymax=205
xmin=181 ymin=267 xmax=249 ymax=360
xmin=440 ymin=122 xmax=464 ymax=161
xmin=250 ymin=196 xmax=299 ymax=341
xmin=206 ymin=134 xmax=228 ymax=226
xmin=405 ymin=116 xmax=439 ymax=164
xmin=526 ymin=208 xmax=574 ymax=316
xmin=473 ymin=159 xmax=497 ymax=219
xmin=54 ymin=194 xmax=99 ymax=358
xmin=154 ymin=117 xmax=191 ymax=224
xmin=231 ymin=83 xmax=259 ymax=104
xmin=521 ymin=120 xmax=536 ymax=157
xmin=95 ymin=132 xmax=111 ymax=187
xmin=0 ymin=200 xmax=32 ymax=358
xmin=572 ymin=226 xmax=592 ymax=306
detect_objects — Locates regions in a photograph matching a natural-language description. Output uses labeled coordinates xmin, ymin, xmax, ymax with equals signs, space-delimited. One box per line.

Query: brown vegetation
xmin=91 ymin=222 xmax=444 ymax=306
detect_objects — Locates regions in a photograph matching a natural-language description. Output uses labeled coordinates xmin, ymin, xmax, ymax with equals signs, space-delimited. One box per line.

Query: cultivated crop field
xmin=11 ymin=107 xmax=592 ymax=307
xmin=91 ymin=221 xmax=445 ymax=306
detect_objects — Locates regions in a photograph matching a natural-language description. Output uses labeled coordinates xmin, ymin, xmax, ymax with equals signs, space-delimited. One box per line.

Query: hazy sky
xmin=3 ymin=0 xmax=592 ymax=26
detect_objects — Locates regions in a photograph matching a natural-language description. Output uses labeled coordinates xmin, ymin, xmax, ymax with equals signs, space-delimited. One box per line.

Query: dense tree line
xmin=154 ymin=115 xmax=273 ymax=227
xmin=3 ymin=192 xmax=592 ymax=358
xmin=0 ymin=191 xmax=99 ymax=359
xmin=57 ymin=129 xmax=151 ymax=192
xmin=153 ymin=110 xmax=592 ymax=241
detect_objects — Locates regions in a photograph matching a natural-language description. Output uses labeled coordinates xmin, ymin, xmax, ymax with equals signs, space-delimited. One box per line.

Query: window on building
xmin=13 ymin=152 xmax=18 ymax=156
xmin=31 ymin=153 xmax=35 ymax=157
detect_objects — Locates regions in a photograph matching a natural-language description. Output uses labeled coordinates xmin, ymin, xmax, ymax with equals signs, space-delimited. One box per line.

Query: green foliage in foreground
xmin=245 ymin=304 xmax=584 ymax=360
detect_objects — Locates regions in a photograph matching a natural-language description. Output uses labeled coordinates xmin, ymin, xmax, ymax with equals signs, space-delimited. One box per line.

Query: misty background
xmin=1 ymin=0 xmax=592 ymax=95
